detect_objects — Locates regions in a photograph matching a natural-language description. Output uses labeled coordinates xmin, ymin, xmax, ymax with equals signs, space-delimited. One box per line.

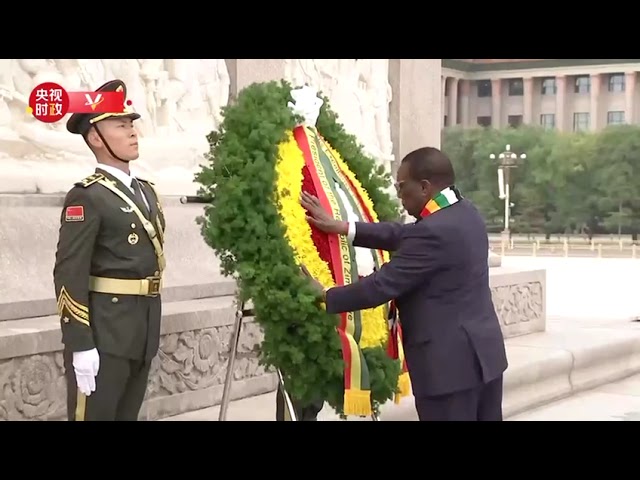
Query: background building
xmin=442 ymin=59 xmax=640 ymax=132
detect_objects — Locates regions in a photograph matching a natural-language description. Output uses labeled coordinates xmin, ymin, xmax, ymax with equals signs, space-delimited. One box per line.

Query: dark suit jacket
xmin=325 ymin=199 xmax=508 ymax=398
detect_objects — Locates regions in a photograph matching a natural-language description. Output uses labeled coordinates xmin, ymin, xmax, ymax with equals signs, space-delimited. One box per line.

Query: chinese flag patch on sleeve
xmin=65 ymin=205 xmax=85 ymax=222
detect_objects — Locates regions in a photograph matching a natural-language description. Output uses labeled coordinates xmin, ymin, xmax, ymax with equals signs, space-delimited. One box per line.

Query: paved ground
xmin=164 ymin=375 xmax=640 ymax=421
xmin=163 ymin=372 xmax=640 ymax=421
xmin=501 ymin=256 xmax=640 ymax=321
xmin=161 ymin=389 xmax=411 ymax=421
xmin=492 ymin=248 xmax=637 ymax=259
xmin=510 ymin=373 xmax=640 ymax=421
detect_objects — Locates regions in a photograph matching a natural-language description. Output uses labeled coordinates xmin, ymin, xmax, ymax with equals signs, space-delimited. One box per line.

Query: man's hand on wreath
xmin=299 ymin=264 xmax=327 ymax=302
xmin=300 ymin=191 xmax=348 ymax=235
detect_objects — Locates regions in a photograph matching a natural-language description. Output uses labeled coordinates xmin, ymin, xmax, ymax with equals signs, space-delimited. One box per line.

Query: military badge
xmin=65 ymin=205 xmax=85 ymax=222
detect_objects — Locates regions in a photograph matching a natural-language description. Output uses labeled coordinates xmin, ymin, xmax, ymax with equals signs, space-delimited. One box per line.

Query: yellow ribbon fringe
xmin=344 ymin=389 xmax=372 ymax=416
xmin=394 ymin=372 xmax=411 ymax=404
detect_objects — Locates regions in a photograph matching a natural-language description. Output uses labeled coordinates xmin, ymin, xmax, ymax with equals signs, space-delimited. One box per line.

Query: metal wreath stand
xmin=218 ymin=296 xmax=380 ymax=422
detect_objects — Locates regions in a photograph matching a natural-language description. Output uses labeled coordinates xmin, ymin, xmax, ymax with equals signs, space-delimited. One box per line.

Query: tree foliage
xmin=442 ymin=124 xmax=640 ymax=239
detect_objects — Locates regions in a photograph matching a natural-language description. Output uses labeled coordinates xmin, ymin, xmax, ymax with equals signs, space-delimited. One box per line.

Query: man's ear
xmin=84 ymin=128 xmax=102 ymax=150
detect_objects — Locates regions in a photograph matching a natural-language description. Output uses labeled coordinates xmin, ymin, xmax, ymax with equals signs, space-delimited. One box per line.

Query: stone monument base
xmin=0 ymin=195 xmax=545 ymax=420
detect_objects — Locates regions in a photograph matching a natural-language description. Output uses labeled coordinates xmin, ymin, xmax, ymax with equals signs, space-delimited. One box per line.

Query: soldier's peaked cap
xmin=66 ymin=79 xmax=141 ymax=135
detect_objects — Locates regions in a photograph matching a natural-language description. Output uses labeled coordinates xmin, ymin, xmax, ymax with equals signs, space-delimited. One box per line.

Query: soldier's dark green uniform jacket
xmin=53 ymin=79 xmax=166 ymax=421
xmin=54 ymin=169 xmax=166 ymax=360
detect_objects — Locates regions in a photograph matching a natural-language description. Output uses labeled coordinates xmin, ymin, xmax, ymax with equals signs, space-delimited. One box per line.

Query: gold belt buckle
xmin=146 ymin=276 xmax=162 ymax=297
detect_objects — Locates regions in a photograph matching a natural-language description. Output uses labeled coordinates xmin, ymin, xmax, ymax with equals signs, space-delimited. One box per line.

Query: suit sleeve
xmin=351 ymin=221 xmax=405 ymax=251
xmin=53 ymin=187 xmax=100 ymax=352
xmin=325 ymin=224 xmax=443 ymax=314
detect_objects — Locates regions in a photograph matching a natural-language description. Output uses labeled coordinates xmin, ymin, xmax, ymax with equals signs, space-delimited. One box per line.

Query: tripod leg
xmin=277 ymin=369 xmax=298 ymax=421
xmin=218 ymin=301 xmax=245 ymax=421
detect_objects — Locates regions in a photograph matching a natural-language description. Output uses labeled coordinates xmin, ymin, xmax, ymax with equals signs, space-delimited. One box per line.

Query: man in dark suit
xmin=299 ymin=146 xmax=507 ymax=421
xmin=54 ymin=79 xmax=166 ymax=421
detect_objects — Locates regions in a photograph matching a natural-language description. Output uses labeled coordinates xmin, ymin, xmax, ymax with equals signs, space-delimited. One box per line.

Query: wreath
xmin=195 ymin=80 xmax=408 ymax=416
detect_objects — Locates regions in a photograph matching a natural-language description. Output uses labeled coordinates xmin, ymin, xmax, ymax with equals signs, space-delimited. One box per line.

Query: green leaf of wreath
xmin=195 ymin=80 xmax=401 ymax=415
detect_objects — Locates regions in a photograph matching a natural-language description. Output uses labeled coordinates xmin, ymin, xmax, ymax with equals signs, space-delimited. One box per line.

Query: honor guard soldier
xmin=53 ymin=79 xmax=167 ymax=421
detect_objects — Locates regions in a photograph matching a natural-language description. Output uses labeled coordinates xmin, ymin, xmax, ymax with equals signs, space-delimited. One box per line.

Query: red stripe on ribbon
xmin=294 ymin=126 xmax=354 ymax=391
xmin=301 ymin=164 xmax=336 ymax=283
xmin=337 ymin=330 xmax=353 ymax=389
xmin=295 ymin=127 xmax=345 ymax=288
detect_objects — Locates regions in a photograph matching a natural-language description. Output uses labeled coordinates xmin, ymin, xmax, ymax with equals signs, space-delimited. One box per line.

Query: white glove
xmin=73 ymin=348 xmax=100 ymax=396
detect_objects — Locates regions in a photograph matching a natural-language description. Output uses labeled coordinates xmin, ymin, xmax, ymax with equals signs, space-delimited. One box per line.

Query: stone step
xmin=162 ymin=318 xmax=640 ymax=421
xmin=509 ymin=372 xmax=640 ymax=421
xmin=0 ymin=295 xmax=238 ymax=361
xmin=0 ymin=280 xmax=237 ymax=323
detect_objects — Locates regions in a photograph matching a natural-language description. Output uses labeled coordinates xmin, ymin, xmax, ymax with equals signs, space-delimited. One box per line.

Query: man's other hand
xmin=300 ymin=192 xmax=348 ymax=235
xmin=300 ymin=264 xmax=326 ymax=300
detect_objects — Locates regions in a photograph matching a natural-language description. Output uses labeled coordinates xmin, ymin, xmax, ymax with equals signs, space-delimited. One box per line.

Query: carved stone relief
xmin=491 ymin=281 xmax=544 ymax=327
xmin=0 ymin=59 xmax=230 ymax=195
xmin=147 ymin=322 xmax=266 ymax=399
xmin=0 ymin=320 xmax=265 ymax=421
xmin=284 ymin=59 xmax=395 ymax=171
xmin=1 ymin=58 xmax=397 ymax=194
xmin=0 ymin=353 xmax=66 ymax=421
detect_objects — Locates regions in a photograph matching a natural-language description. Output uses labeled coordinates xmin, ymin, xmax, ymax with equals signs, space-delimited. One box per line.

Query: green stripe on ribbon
xmin=308 ymin=131 xmax=372 ymax=400
xmin=312 ymin=133 xmax=365 ymax=341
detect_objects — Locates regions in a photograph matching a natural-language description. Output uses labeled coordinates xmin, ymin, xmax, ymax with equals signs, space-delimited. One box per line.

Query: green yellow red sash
xmin=294 ymin=125 xmax=372 ymax=416
xmin=315 ymin=130 xmax=410 ymax=402
xmin=420 ymin=186 xmax=463 ymax=218
xmin=316 ymin=135 xmax=386 ymax=272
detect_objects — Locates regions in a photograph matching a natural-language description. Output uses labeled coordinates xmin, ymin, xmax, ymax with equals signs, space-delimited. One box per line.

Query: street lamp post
xmin=489 ymin=144 xmax=526 ymax=241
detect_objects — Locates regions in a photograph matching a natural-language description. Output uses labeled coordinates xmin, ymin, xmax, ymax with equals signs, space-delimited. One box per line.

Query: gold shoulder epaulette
xmin=75 ymin=173 xmax=105 ymax=188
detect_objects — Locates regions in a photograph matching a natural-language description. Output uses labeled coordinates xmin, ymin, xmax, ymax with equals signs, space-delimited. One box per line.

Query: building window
xmin=508 ymin=115 xmax=523 ymax=128
xmin=573 ymin=112 xmax=590 ymax=132
xmin=575 ymin=75 xmax=590 ymax=94
xmin=541 ymin=77 xmax=557 ymax=95
xmin=508 ymin=79 xmax=523 ymax=96
xmin=607 ymin=111 xmax=625 ymax=124
xmin=477 ymin=116 xmax=491 ymax=127
xmin=443 ymin=115 xmax=448 ymax=126
xmin=609 ymin=73 xmax=625 ymax=93
xmin=540 ymin=114 xmax=555 ymax=129
xmin=477 ymin=80 xmax=492 ymax=97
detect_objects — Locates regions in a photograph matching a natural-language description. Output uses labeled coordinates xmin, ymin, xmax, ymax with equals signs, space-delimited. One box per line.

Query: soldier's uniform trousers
xmin=64 ymin=351 xmax=152 ymax=421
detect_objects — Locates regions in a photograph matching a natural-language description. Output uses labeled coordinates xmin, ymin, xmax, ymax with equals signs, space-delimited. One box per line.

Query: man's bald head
xmin=394 ymin=147 xmax=457 ymax=217
xmin=401 ymin=147 xmax=456 ymax=188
